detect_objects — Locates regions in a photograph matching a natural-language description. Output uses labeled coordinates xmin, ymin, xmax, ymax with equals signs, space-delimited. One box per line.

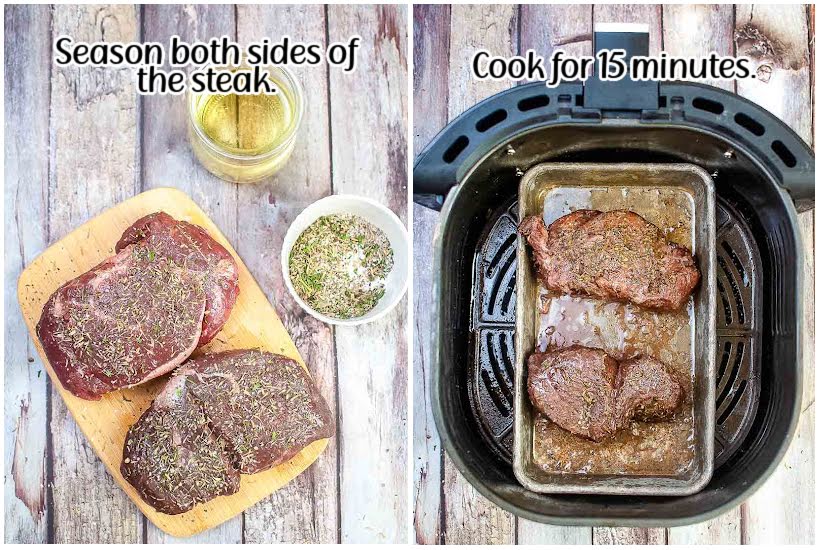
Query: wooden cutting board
xmin=17 ymin=187 xmax=330 ymax=537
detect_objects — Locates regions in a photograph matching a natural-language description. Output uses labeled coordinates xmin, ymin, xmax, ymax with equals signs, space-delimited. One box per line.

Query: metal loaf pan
xmin=514 ymin=162 xmax=716 ymax=496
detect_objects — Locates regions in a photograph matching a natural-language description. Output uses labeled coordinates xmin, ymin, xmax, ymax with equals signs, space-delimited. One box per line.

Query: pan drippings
xmin=532 ymin=185 xmax=697 ymax=476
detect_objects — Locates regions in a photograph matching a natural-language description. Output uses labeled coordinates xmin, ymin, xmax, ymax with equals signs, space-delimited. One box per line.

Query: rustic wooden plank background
xmin=4 ymin=4 xmax=408 ymax=543
xmin=413 ymin=3 xmax=815 ymax=545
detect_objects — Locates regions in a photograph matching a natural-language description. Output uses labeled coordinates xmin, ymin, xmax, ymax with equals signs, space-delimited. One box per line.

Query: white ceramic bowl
xmin=281 ymin=194 xmax=409 ymax=326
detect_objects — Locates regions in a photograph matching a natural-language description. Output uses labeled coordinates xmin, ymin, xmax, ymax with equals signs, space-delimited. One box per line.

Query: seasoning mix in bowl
xmin=281 ymin=194 xmax=409 ymax=325
xmin=288 ymin=214 xmax=394 ymax=319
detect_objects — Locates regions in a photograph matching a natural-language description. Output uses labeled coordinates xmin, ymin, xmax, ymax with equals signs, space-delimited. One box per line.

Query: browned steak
xmin=528 ymin=346 xmax=619 ymax=441
xmin=37 ymin=239 xmax=206 ymax=400
xmin=527 ymin=346 xmax=683 ymax=441
xmin=519 ymin=210 xmax=700 ymax=311
xmin=121 ymin=374 xmax=241 ymax=515
xmin=181 ymin=350 xmax=335 ymax=474
xmin=121 ymin=350 xmax=334 ymax=514
xmin=615 ymin=355 xmax=684 ymax=424
xmin=116 ymin=212 xmax=239 ymax=346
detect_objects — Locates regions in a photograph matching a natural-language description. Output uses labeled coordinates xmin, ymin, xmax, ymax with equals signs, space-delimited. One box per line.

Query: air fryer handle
xmin=783 ymin=168 xmax=815 ymax=213
xmin=583 ymin=24 xmax=659 ymax=111
xmin=413 ymin=132 xmax=462 ymax=210
xmin=413 ymin=82 xmax=577 ymax=211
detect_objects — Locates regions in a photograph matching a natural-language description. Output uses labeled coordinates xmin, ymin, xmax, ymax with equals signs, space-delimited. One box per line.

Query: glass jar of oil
xmin=188 ymin=64 xmax=304 ymax=183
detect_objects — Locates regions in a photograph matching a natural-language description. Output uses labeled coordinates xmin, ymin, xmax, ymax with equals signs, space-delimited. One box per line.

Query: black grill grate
xmin=468 ymin=197 xmax=761 ymax=467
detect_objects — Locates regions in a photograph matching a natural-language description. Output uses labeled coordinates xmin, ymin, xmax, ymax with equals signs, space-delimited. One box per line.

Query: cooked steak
xmin=121 ymin=350 xmax=334 ymax=513
xmin=181 ymin=350 xmax=335 ymax=474
xmin=528 ymin=346 xmax=619 ymax=440
xmin=615 ymin=355 xmax=684 ymax=423
xmin=121 ymin=374 xmax=241 ymax=515
xmin=527 ymin=345 xmax=683 ymax=441
xmin=37 ymin=239 xmax=206 ymax=400
xmin=116 ymin=212 xmax=239 ymax=346
xmin=519 ymin=210 xmax=700 ymax=311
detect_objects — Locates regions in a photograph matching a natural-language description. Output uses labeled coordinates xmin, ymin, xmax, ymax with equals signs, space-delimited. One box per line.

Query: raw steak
xmin=528 ymin=345 xmax=683 ymax=441
xmin=121 ymin=374 xmax=241 ymax=515
xmin=182 ymin=349 xmax=335 ymax=474
xmin=37 ymin=239 xmax=206 ymax=400
xmin=116 ymin=212 xmax=239 ymax=346
xmin=121 ymin=349 xmax=334 ymax=513
xmin=519 ymin=210 xmax=700 ymax=311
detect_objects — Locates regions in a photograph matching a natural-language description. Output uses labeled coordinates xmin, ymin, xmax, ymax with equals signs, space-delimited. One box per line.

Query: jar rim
xmin=187 ymin=63 xmax=305 ymax=162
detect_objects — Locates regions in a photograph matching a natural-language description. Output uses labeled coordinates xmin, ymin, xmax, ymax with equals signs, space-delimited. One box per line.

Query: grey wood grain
xmin=411 ymin=4 xmax=449 ymax=545
xmin=236 ymin=4 xmax=339 ymax=543
xmin=140 ymin=3 xmax=241 ymax=542
xmin=735 ymin=4 xmax=815 ymax=545
xmin=328 ymin=5 xmax=409 ymax=543
xmin=442 ymin=6 xmax=517 ymax=543
xmin=4 ymin=4 xmax=51 ymax=543
xmin=519 ymin=4 xmax=593 ymax=59
xmin=662 ymin=4 xmax=735 ymax=91
xmin=48 ymin=4 xmax=143 ymax=543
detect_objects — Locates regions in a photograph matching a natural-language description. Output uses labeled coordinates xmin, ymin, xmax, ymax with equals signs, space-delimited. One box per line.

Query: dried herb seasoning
xmin=289 ymin=214 xmax=394 ymax=318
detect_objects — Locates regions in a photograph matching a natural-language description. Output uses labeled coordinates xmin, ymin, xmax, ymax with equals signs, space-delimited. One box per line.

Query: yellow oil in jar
xmin=188 ymin=67 xmax=303 ymax=183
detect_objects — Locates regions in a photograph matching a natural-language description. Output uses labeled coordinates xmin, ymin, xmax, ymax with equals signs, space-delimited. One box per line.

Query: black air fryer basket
xmin=414 ymin=29 xmax=813 ymax=526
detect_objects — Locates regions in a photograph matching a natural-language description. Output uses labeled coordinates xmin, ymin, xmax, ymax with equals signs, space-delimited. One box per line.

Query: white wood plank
xmin=411 ymin=3 xmax=450 ymax=545
xmin=48 ymin=4 xmax=143 ymax=543
xmin=447 ymin=4 xmax=517 ymax=119
xmin=735 ymin=5 xmax=814 ymax=544
xmin=666 ymin=510 xmax=741 ymax=545
xmin=4 ymin=4 xmax=52 ymax=543
xmin=736 ymin=4 xmax=813 ymax=142
xmin=140 ymin=4 xmax=241 ymax=543
xmin=662 ymin=4 xmax=735 ymax=91
xmin=442 ymin=455 xmax=515 ymax=544
xmin=328 ymin=5 xmax=409 ymax=543
xmin=593 ymin=527 xmax=665 ymax=545
xmin=518 ymin=521 xmax=592 ymax=545
xmin=236 ymin=4 xmax=339 ymax=543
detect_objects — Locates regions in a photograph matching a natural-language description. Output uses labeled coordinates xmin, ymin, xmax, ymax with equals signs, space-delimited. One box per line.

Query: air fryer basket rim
xmin=427 ymin=120 xmax=806 ymax=526
xmin=413 ymin=81 xmax=815 ymax=211
xmin=430 ymin=178 xmax=804 ymax=527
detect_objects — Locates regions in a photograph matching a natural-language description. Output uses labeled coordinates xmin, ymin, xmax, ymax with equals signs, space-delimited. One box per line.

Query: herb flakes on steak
xmin=182 ymin=350 xmax=335 ymax=474
xmin=116 ymin=212 xmax=240 ymax=346
xmin=37 ymin=238 xmax=206 ymax=400
xmin=121 ymin=375 xmax=240 ymax=515
xmin=528 ymin=345 xmax=684 ymax=441
xmin=519 ymin=210 xmax=700 ymax=311
xmin=121 ymin=350 xmax=334 ymax=514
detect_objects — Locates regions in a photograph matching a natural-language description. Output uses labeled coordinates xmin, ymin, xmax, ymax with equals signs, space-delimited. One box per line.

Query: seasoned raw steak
xmin=37 ymin=239 xmax=206 ymax=400
xmin=527 ymin=346 xmax=683 ymax=441
xmin=121 ymin=350 xmax=334 ymax=514
xmin=182 ymin=350 xmax=335 ymax=474
xmin=121 ymin=374 xmax=240 ymax=515
xmin=519 ymin=210 xmax=700 ymax=311
xmin=116 ymin=212 xmax=239 ymax=346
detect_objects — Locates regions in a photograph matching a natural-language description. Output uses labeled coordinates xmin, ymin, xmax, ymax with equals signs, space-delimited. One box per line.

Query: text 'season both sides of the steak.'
xmin=6 ymin=4 xmax=410 ymax=544
xmin=411 ymin=3 xmax=814 ymax=547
